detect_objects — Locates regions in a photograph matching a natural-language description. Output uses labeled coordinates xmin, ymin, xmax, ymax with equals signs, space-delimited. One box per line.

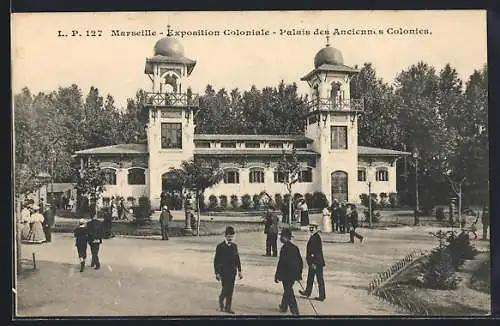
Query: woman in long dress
xmin=26 ymin=205 xmax=46 ymax=244
xmin=20 ymin=204 xmax=32 ymax=241
xmin=111 ymin=198 xmax=119 ymax=221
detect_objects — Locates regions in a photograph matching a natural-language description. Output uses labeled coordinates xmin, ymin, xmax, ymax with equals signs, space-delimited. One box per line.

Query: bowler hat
xmin=280 ymin=227 xmax=293 ymax=239
xmin=225 ymin=226 xmax=235 ymax=235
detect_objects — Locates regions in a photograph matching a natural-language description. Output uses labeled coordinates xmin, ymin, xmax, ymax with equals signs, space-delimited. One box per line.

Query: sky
xmin=12 ymin=10 xmax=487 ymax=110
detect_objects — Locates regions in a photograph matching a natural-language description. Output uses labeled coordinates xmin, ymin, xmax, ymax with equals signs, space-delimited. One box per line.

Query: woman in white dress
xmin=20 ymin=204 xmax=32 ymax=241
xmin=111 ymin=197 xmax=119 ymax=220
xmin=26 ymin=205 xmax=46 ymax=244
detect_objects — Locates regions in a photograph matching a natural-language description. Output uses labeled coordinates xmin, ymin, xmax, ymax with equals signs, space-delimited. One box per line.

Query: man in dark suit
xmin=42 ymin=202 xmax=56 ymax=242
xmin=275 ymin=228 xmax=303 ymax=315
xmin=299 ymin=224 xmax=326 ymax=301
xmin=214 ymin=226 xmax=243 ymax=314
xmin=347 ymin=204 xmax=364 ymax=243
xmin=263 ymin=209 xmax=279 ymax=256
xmin=87 ymin=205 xmax=104 ymax=269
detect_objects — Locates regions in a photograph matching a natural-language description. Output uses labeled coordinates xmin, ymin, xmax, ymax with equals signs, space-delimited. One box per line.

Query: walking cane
xmin=297 ymin=280 xmax=319 ymax=315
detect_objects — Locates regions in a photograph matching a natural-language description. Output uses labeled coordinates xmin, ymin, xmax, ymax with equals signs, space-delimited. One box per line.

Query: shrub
xmin=360 ymin=193 xmax=370 ymax=207
xmin=274 ymin=194 xmax=284 ymax=210
xmin=97 ymin=206 xmax=110 ymax=219
xmin=312 ymin=192 xmax=329 ymax=209
xmin=134 ymin=196 xmax=152 ymax=225
xmin=363 ymin=209 xmax=382 ymax=223
xmin=447 ymin=231 xmax=478 ymax=267
xmin=241 ymin=194 xmax=251 ymax=209
xmin=421 ymin=248 xmax=459 ymax=290
xmin=252 ymin=194 xmax=261 ymax=210
xmin=127 ymin=196 xmax=136 ymax=204
xmin=435 ymin=207 xmax=445 ymax=221
xmin=379 ymin=193 xmax=390 ymax=208
xmin=208 ymin=195 xmax=218 ymax=210
xmin=304 ymin=193 xmax=313 ymax=208
xmin=219 ymin=195 xmax=228 ymax=210
xmin=230 ymin=195 xmax=239 ymax=209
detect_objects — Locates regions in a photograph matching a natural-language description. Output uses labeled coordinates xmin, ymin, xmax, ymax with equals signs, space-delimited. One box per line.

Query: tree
xmin=276 ymin=149 xmax=301 ymax=224
xmin=75 ymin=158 xmax=106 ymax=212
xmin=169 ymin=159 xmax=224 ymax=235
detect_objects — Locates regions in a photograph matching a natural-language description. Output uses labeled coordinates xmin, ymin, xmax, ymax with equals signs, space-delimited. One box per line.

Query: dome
xmin=313 ymin=44 xmax=344 ymax=68
xmin=153 ymin=37 xmax=184 ymax=57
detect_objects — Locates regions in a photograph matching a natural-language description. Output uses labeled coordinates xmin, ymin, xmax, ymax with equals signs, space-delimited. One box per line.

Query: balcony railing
xmin=145 ymin=92 xmax=200 ymax=107
xmin=306 ymin=98 xmax=364 ymax=113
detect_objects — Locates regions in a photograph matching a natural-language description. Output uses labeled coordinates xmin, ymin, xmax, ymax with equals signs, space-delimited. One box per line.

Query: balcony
xmin=145 ymin=92 xmax=200 ymax=107
xmin=306 ymin=98 xmax=364 ymax=113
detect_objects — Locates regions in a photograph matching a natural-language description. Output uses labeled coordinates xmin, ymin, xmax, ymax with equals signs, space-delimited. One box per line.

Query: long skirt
xmin=26 ymin=222 xmax=46 ymax=244
xmin=20 ymin=223 xmax=31 ymax=241
xmin=300 ymin=211 xmax=310 ymax=226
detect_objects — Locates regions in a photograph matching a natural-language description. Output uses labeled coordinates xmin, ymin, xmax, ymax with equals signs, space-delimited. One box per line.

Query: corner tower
xmin=144 ymin=34 xmax=199 ymax=209
xmin=301 ymin=38 xmax=364 ymax=203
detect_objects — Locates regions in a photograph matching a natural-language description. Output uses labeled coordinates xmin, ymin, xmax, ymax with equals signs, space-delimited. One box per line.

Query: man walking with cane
xmin=275 ymin=228 xmax=303 ymax=315
xmin=299 ymin=224 xmax=326 ymax=301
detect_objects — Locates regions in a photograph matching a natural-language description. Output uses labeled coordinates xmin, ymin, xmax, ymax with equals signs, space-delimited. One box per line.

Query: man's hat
xmin=309 ymin=223 xmax=318 ymax=228
xmin=79 ymin=218 xmax=86 ymax=225
xmin=225 ymin=226 xmax=235 ymax=235
xmin=280 ymin=227 xmax=293 ymax=239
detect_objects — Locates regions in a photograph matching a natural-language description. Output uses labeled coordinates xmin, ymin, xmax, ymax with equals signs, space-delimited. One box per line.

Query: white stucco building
xmin=74 ymin=36 xmax=410 ymax=210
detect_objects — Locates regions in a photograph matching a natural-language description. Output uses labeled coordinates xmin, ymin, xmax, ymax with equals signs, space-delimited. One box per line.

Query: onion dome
xmin=313 ymin=42 xmax=344 ymax=68
xmin=153 ymin=37 xmax=184 ymax=58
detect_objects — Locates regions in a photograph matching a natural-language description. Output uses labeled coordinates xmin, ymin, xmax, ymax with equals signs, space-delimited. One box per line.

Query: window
xmin=102 ymin=168 xmax=116 ymax=185
xmin=331 ymin=126 xmax=347 ymax=149
xmin=224 ymin=170 xmax=239 ymax=184
xmin=245 ymin=142 xmax=260 ymax=149
xmin=161 ymin=123 xmax=182 ymax=149
xmin=274 ymin=171 xmax=285 ymax=183
xmin=249 ymin=169 xmax=265 ymax=183
xmin=221 ymin=142 xmax=237 ymax=148
xmin=128 ymin=168 xmax=146 ymax=185
xmin=195 ymin=141 xmax=211 ymax=148
xmin=298 ymin=168 xmax=313 ymax=183
xmin=294 ymin=141 xmax=307 ymax=149
xmin=358 ymin=169 xmax=366 ymax=182
xmin=269 ymin=142 xmax=283 ymax=149
xmin=376 ymin=168 xmax=389 ymax=182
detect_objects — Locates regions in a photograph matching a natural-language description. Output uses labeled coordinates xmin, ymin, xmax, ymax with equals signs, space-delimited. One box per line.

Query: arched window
xmin=376 ymin=168 xmax=389 ymax=182
xmin=102 ymin=168 xmax=117 ymax=185
xmin=128 ymin=168 xmax=146 ymax=185
xmin=224 ymin=169 xmax=240 ymax=184
xmin=249 ymin=168 xmax=265 ymax=183
xmin=358 ymin=168 xmax=366 ymax=182
xmin=298 ymin=168 xmax=313 ymax=183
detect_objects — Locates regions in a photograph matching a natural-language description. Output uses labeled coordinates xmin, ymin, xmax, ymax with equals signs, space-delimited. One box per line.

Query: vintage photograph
xmin=12 ymin=10 xmax=489 ymax=317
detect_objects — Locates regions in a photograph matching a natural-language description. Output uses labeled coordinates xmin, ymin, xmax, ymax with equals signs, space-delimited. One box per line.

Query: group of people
xmin=73 ymin=205 xmax=105 ymax=272
xmin=20 ymin=199 xmax=55 ymax=244
xmin=329 ymin=200 xmax=364 ymax=243
xmin=214 ymin=223 xmax=326 ymax=315
xmin=281 ymin=198 xmax=310 ymax=226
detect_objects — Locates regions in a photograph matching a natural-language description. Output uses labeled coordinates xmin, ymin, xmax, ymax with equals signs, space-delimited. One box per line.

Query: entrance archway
xmin=161 ymin=171 xmax=183 ymax=210
xmin=331 ymin=171 xmax=348 ymax=203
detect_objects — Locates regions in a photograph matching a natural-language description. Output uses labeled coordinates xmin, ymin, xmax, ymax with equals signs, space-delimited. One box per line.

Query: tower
xmin=144 ymin=33 xmax=199 ymax=209
xmin=301 ymin=38 xmax=364 ymax=203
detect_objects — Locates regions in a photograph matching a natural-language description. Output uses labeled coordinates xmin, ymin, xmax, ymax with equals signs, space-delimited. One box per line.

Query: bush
xmin=241 ymin=194 xmax=251 ymax=209
xmin=363 ymin=209 xmax=382 ymax=223
xmin=252 ymin=194 xmax=261 ymax=210
xmin=312 ymin=192 xmax=329 ymax=209
xmin=208 ymin=195 xmax=218 ymax=210
xmin=127 ymin=196 xmax=136 ymax=205
xmin=97 ymin=206 xmax=110 ymax=219
xmin=134 ymin=196 xmax=152 ymax=225
xmin=274 ymin=194 xmax=284 ymax=210
xmin=435 ymin=207 xmax=445 ymax=221
xmin=421 ymin=248 xmax=459 ymax=290
xmin=360 ymin=193 xmax=370 ymax=207
xmin=230 ymin=195 xmax=239 ymax=209
xmin=389 ymin=192 xmax=398 ymax=208
xmin=304 ymin=193 xmax=313 ymax=208
xmin=447 ymin=231 xmax=478 ymax=267
xmin=219 ymin=195 xmax=228 ymax=210
xmin=379 ymin=193 xmax=390 ymax=208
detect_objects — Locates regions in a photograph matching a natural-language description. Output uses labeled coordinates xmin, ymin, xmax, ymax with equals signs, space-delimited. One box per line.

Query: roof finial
xmin=167 ymin=24 xmax=172 ymax=37
xmin=326 ymin=35 xmax=330 ymax=47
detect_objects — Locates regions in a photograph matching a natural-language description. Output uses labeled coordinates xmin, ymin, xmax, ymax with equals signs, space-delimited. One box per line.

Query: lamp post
xmin=412 ymin=148 xmax=420 ymax=226
xmin=50 ymin=149 xmax=56 ymax=205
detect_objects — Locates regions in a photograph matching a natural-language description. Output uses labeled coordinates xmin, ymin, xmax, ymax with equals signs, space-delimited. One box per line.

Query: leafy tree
xmin=168 ymin=159 xmax=224 ymax=234
xmin=276 ymin=149 xmax=301 ymax=224
xmin=75 ymin=158 xmax=106 ymax=208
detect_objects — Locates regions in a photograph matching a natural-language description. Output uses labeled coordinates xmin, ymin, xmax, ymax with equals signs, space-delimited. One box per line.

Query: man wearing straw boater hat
xmin=213 ymin=226 xmax=243 ymax=314
xmin=299 ymin=223 xmax=326 ymax=301
xmin=274 ymin=227 xmax=303 ymax=315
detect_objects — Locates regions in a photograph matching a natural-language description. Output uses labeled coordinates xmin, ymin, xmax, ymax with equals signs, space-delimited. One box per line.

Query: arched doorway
xmin=331 ymin=171 xmax=348 ymax=203
xmin=161 ymin=171 xmax=183 ymax=210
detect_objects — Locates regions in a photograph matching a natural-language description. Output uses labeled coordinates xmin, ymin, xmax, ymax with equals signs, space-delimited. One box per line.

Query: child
xmin=74 ymin=218 xmax=89 ymax=272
